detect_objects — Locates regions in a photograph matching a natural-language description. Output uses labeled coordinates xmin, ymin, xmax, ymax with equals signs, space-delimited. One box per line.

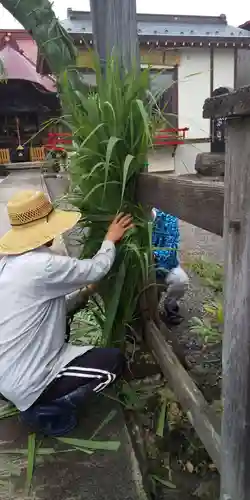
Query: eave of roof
xmin=0 ymin=29 xmax=33 ymax=40
xmin=0 ymin=34 xmax=57 ymax=92
xmin=61 ymin=14 xmax=250 ymax=48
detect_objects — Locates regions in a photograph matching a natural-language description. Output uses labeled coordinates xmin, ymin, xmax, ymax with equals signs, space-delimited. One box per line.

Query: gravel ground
xmin=159 ymin=220 xmax=223 ymax=401
xmin=179 ymin=221 xmax=224 ymax=265
xmin=171 ymin=270 xmax=221 ymax=400
xmin=153 ymin=224 xmax=222 ymax=499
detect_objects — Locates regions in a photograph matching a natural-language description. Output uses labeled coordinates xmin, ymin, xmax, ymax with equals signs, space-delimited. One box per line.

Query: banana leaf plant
xmin=0 ymin=0 xmax=87 ymax=97
xmin=0 ymin=0 xmax=76 ymax=76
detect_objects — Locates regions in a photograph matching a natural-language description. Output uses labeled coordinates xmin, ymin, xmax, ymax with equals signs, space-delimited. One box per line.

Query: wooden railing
xmin=45 ymin=128 xmax=190 ymax=152
xmin=154 ymin=127 xmax=189 ymax=146
xmin=136 ymin=84 xmax=250 ymax=500
xmin=44 ymin=132 xmax=72 ymax=152
xmin=136 ymin=170 xmax=223 ymax=472
xmin=0 ymin=148 xmax=10 ymax=165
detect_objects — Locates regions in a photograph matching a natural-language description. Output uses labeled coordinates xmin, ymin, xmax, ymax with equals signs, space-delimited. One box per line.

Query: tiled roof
xmin=0 ymin=30 xmax=37 ymax=64
xmin=137 ymin=22 xmax=250 ymax=39
xmin=61 ymin=12 xmax=250 ymax=44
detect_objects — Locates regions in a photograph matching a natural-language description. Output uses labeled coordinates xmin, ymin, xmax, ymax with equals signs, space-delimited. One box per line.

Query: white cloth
xmin=165 ymin=265 xmax=189 ymax=300
xmin=0 ymin=241 xmax=115 ymax=411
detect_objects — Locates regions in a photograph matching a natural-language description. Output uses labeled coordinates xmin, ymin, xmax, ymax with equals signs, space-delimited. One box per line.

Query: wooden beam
xmin=90 ymin=0 xmax=139 ymax=71
xmin=137 ymin=173 xmax=224 ymax=236
xmin=145 ymin=320 xmax=221 ymax=471
xmin=220 ymin=115 xmax=250 ymax=500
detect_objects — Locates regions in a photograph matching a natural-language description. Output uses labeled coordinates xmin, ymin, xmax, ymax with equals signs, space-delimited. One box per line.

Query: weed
xmin=189 ymin=299 xmax=223 ymax=345
xmin=189 ymin=317 xmax=221 ymax=345
xmin=187 ymin=258 xmax=223 ymax=294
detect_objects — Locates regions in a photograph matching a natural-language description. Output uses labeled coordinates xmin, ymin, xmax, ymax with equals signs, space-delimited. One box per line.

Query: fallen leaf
xmin=186 ymin=461 xmax=194 ymax=474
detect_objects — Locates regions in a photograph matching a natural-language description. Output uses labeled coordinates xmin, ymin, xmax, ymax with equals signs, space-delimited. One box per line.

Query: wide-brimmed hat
xmin=0 ymin=190 xmax=80 ymax=255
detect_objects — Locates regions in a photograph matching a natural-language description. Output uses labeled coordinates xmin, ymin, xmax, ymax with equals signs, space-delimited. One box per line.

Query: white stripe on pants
xmin=56 ymin=365 xmax=116 ymax=393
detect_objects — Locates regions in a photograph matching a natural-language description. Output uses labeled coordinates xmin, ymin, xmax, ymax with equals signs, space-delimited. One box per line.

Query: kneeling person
xmin=0 ymin=190 xmax=133 ymax=436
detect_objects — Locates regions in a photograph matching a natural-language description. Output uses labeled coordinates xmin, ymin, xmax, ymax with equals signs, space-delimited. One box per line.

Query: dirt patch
xmin=179 ymin=221 xmax=224 ymax=265
xmin=168 ymin=270 xmax=222 ymax=403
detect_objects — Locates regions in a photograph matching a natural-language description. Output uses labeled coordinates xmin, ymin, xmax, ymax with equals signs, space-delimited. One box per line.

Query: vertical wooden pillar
xmin=90 ymin=0 xmax=139 ymax=71
xmin=204 ymin=88 xmax=250 ymax=500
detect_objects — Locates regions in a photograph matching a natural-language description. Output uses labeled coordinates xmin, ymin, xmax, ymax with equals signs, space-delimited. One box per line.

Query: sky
xmin=0 ymin=0 xmax=248 ymax=30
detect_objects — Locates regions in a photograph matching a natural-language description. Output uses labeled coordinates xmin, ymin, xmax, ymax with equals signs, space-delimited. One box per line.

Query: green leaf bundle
xmin=60 ymin=55 xmax=158 ymax=346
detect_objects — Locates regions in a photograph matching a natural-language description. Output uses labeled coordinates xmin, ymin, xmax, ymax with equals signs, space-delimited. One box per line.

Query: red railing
xmin=45 ymin=132 xmax=72 ymax=152
xmin=45 ymin=128 xmax=189 ymax=152
xmin=154 ymin=127 xmax=189 ymax=146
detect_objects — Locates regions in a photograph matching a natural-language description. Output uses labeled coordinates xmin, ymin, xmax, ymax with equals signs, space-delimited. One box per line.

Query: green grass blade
xmin=26 ymin=433 xmax=36 ymax=493
xmin=135 ymin=99 xmax=151 ymax=142
xmin=63 ymin=446 xmax=93 ymax=455
xmin=121 ymin=154 xmax=134 ymax=203
xmin=102 ymin=261 xmax=126 ymax=346
xmin=103 ymin=101 xmax=117 ymax=134
xmin=91 ymin=410 xmax=117 ymax=440
xmin=0 ymin=405 xmax=19 ymax=420
xmin=151 ymin=474 xmax=177 ymax=490
xmin=57 ymin=437 xmax=120 ymax=452
xmin=0 ymin=448 xmax=55 ymax=455
xmin=104 ymin=136 xmax=121 ymax=190
xmin=78 ymin=123 xmax=104 ymax=147
xmin=80 ymin=180 xmax=121 ymax=205
xmin=81 ymin=161 xmax=105 ymax=181
xmin=156 ymin=395 xmax=168 ymax=438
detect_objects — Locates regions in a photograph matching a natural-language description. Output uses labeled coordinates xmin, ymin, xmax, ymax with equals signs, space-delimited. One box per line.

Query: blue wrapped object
xmin=152 ymin=208 xmax=180 ymax=276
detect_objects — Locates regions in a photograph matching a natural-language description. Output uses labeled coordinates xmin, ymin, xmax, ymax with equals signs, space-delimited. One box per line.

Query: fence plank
xmin=145 ymin=320 xmax=221 ymax=471
xmin=220 ymin=116 xmax=250 ymax=500
xmin=137 ymin=173 xmax=224 ymax=235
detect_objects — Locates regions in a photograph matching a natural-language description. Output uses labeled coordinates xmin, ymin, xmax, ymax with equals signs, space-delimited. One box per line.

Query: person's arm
xmin=44 ymin=240 xmax=115 ymax=298
xmin=43 ymin=213 xmax=133 ymax=299
xmin=65 ymin=285 xmax=96 ymax=315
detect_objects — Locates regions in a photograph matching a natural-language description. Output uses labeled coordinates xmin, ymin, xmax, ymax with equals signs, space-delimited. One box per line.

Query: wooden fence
xmin=136 ymin=170 xmax=223 ymax=473
xmin=136 ymin=84 xmax=250 ymax=500
xmin=45 ymin=116 xmax=225 ymax=474
xmin=44 ymin=87 xmax=246 ymax=499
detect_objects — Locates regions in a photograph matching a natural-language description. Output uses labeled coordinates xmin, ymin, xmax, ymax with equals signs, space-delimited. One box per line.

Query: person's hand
xmin=105 ymin=213 xmax=134 ymax=244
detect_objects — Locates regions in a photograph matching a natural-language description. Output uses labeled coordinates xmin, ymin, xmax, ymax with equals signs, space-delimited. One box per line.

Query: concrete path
xmin=0 ymin=172 xmax=144 ymax=500
xmin=0 ymin=397 xmax=144 ymax=500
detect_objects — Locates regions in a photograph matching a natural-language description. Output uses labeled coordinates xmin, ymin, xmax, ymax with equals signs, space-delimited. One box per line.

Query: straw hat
xmin=0 ymin=190 xmax=80 ymax=255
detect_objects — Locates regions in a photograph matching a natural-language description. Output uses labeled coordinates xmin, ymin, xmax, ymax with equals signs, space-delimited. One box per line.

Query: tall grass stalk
xmin=60 ymin=54 xmax=159 ymax=346
xmin=25 ymin=433 xmax=36 ymax=494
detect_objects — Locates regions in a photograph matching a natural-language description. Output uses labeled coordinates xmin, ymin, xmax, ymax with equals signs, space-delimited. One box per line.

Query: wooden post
xmin=90 ymin=0 xmax=139 ymax=71
xmin=204 ymin=86 xmax=250 ymax=500
xmin=146 ymin=320 xmax=221 ymax=470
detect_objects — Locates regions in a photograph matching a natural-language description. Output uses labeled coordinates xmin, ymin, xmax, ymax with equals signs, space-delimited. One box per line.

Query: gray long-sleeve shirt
xmin=0 ymin=241 xmax=115 ymax=411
